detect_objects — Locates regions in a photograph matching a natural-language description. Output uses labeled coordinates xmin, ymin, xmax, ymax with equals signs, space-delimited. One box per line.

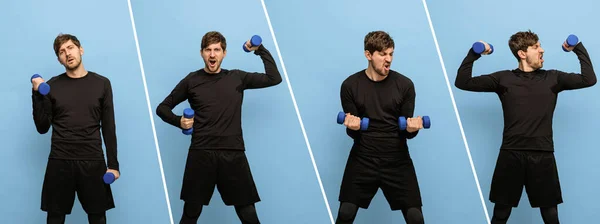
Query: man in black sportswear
xmin=455 ymin=30 xmax=596 ymax=224
xmin=156 ymin=31 xmax=282 ymax=224
xmin=32 ymin=34 xmax=120 ymax=224
xmin=335 ymin=31 xmax=426 ymax=224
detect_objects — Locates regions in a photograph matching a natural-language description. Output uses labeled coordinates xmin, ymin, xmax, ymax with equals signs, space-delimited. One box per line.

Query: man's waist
xmin=350 ymin=146 xmax=410 ymax=158
xmin=359 ymin=133 xmax=406 ymax=143
xmin=49 ymin=144 xmax=105 ymax=160
xmin=51 ymin=138 xmax=102 ymax=147
xmin=501 ymin=134 xmax=553 ymax=150
xmin=354 ymin=136 xmax=408 ymax=152
xmin=191 ymin=135 xmax=245 ymax=149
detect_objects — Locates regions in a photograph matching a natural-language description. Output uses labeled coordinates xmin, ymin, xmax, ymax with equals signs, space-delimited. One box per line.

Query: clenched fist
xmin=406 ymin=116 xmax=423 ymax=133
xmin=344 ymin=113 xmax=361 ymax=131
xmin=180 ymin=116 xmax=194 ymax=129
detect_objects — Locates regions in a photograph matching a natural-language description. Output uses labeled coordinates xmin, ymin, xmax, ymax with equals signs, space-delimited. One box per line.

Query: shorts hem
xmin=180 ymin=198 xmax=212 ymax=206
xmin=530 ymin=201 xmax=563 ymax=208
xmin=339 ymin=198 xmax=370 ymax=209
xmin=390 ymin=202 xmax=423 ymax=211
xmin=490 ymin=199 xmax=519 ymax=208
xmin=223 ymin=199 xmax=261 ymax=206
xmin=41 ymin=208 xmax=72 ymax=215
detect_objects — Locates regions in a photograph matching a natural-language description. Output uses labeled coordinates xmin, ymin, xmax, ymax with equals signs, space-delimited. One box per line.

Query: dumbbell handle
xmin=243 ymin=35 xmax=262 ymax=52
xmin=472 ymin=42 xmax=494 ymax=55
xmin=182 ymin=108 xmax=194 ymax=135
xmin=336 ymin=111 xmax=369 ymax=131
xmin=399 ymin=116 xmax=431 ymax=130
xmin=562 ymin=34 xmax=579 ymax=52
xmin=103 ymin=172 xmax=115 ymax=184
xmin=31 ymin=74 xmax=50 ymax=95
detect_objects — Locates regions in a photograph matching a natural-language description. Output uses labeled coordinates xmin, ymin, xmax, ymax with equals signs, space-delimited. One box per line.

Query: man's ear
xmin=517 ymin=49 xmax=527 ymax=59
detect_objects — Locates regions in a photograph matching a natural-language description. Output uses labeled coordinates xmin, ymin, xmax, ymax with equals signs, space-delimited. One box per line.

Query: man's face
xmin=57 ymin=40 xmax=83 ymax=70
xmin=201 ymin=42 xmax=226 ymax=74
xmin=523 ymin=41 xmax=545 ymax=70
xmin=366 ymin=47 xmax=393 ymax=76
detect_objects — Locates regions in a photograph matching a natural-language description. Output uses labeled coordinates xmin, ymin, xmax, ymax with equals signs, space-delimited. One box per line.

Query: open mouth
xmin=208 ymin=59 xmax=217 ymax=67
xmin=384 ymin=64 xmax=390 ymax=71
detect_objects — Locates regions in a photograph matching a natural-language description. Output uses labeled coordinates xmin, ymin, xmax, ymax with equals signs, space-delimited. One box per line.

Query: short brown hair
xmin=201 ymin=31 xmax=227 ymax=50
xmin=364 ymin=31 xmax=394 ymax=54
xmin=53 ymin=33 xmax=81 ymax=57
xmin=509 ymin=30 xmax=539 ymax=61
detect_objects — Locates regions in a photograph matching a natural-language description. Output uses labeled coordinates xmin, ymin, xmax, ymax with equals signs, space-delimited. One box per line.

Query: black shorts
xmin=180 ymin=149 xmax=260 ymax=206
xmin=489 ymin=150 xmax=562 ymax=208
xmin=338 ymin=151 xmax=422 ymax=210
xmin=41 ymin=159 xmax=115 ymax=214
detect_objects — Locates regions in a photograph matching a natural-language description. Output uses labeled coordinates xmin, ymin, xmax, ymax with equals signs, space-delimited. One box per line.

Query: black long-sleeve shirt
xmin=32 ymin=71 xmax=119 ymax=170
xmin=341 ymin=70 xmax=419 ymax=157
xmin=455 ymin=43 xmax=596 ymax=152
xmin=156 ymin=45 xmax=282 ymax=150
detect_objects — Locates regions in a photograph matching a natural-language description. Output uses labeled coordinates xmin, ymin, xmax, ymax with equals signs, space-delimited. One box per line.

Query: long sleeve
xmin=340 ymin=81 xmax=360 ymax=139
xmin=101 ymin=80 xmax=119 ymax=171
xmin=32 ymin=90 xmax=52 ymax=134
xmin=156 ymin=76 xmax=189 ymax=129
xmin=455 ymin=49 xmax=500 ymax=92
xmin=557 ymin=43 xmax=597 ymax=91
xmin=399 ymin=84 xmax=418 ymax=139
xmin=240 ymin=45 xmax=283 ymax=89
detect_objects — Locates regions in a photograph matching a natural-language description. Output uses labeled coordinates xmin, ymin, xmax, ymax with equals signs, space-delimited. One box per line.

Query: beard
xmin=64 ymin=58 xmax=82 ymax=71
xmin=370 ymin=63 xmax=389 ymax=77
xmin=526 ymin=56 xmax=543 ymax=70
xmin=204 ymin=59 xmax=222 ymax=73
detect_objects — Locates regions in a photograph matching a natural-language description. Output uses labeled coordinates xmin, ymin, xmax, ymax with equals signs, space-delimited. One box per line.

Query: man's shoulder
xmin=46 ymin=72 xmax=66 ymax=84
xmin=389 ymin=70 xmax=414 ymax=86
xmin=342 ymin=69 xmax=365 ymax=85
xmin=87 ymin=71 xmax=110 ymax=82
xmin=492 ymin=69 xmax=515 ymax=76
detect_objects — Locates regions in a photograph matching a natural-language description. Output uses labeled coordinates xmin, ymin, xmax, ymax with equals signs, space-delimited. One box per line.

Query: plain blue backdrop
xmin=263 ymin=0 xmax=488 ymax=223
xmin=428 ymin=0 xmax=600 ymax=223
xmin=0 ymin=0 xmax=171 ymax=223
xmin=129 ymin=0 xmax=331 ymax=223
xmin=4 ymin=0 xmax=599 ymax=223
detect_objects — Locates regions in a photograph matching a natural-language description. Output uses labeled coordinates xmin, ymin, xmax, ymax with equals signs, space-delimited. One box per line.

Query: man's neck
xmin=66 ymin=65 xmax=88 ymax=78
xmin=365 ymin=66 xmax=386 ymax=82
xmin=203 ymin=67 xmax=221 ymax=74
xmin=518 ymin=62 xmax=535 ymax=72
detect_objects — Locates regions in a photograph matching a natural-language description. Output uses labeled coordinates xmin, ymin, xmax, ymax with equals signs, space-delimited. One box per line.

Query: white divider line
xmin=259 ymin=0 xmax=335 ymax=223
xmin=126 ymin=1 xmax=174 ymax=223
xmin=420 ymin=0 xmax=491 ymax=223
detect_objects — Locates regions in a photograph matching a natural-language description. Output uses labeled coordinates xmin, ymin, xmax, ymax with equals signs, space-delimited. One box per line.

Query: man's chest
xmin=500 ymin=77 xmax=558 ymax=105
xmin=353 ymin=82 xmax=405 ymax=114
xmin=187 ymin=76 xmax=244 ymax=105
xmin=50 ymin=82 xmax=104 ymax=113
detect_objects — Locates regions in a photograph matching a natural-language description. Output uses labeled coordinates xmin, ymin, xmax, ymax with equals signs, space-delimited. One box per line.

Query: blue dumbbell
xmin=182 ymin=108 xmax=194 ymax=135
xmin=399 ymin=116 xmax=431 ymax=130
xmin=103 ymin=172 xmax=115 ymax=184
xmin=336 ymin=111 xmax=369 ymax=131
xmin=243 ymin=35 xmax=262 ymax=52
xmin=562 ymin=34 xmax=579 ymax=52
xmin=472 ymin=42 xmax=494 ymax=55
xmin=31 ymin=74 xmax=50 ymax=95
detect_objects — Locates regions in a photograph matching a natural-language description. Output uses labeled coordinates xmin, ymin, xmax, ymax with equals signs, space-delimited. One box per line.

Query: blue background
xmin=428 ymin=0 xmax=600 ymax=223
xmin=129 ymin=0 xmax=331 ymax=223
xmin=0 ymin=0 xmax=171 ymax=223
xmin=3 ymin=0 xmax=598 ymax=223
xmin=263 ymin=0 xmax=489 ymax=223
